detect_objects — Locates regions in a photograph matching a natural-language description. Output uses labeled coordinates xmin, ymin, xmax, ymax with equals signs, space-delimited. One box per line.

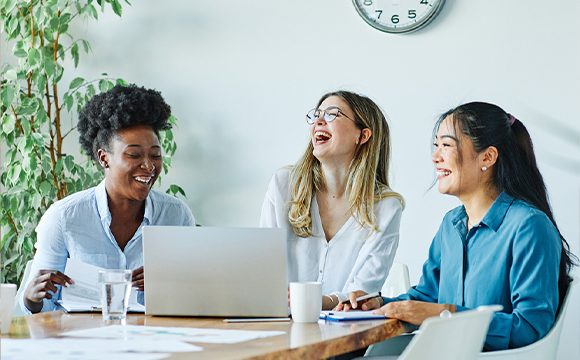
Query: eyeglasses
xmin=306 ymin=106 xmax=355 ymax=125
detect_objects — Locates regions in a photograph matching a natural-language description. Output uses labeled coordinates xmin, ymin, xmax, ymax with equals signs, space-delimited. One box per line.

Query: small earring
xmin=481 ymin=166 xmax=487 ymax=172
xmin=102 ymin=162 xmax=109 ymax=168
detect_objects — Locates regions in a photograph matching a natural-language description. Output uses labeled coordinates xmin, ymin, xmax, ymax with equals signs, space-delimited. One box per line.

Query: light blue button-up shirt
xmin=19 ymin=180 xmax=195 ymax=314
xmin=384 ymin=192 xmax=561 ymax=350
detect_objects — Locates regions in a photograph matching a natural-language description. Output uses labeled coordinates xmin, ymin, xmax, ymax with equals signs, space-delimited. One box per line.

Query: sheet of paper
xmin=61 ymin=325 xmax=286 ymax=344
xmin=1 ymin=338 xmax=202 ymax=360
xmin=320 ymin=310 xmax=387 ymax=321
xmin=61 ymin=259 xmax=145 ymax=312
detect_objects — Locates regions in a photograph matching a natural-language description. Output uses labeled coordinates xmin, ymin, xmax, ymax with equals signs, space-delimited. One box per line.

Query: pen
xmin=340 ymin=291 xmax=381 ymax=305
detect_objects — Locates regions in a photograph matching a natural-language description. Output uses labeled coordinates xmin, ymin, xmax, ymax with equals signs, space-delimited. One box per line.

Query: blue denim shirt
xmin=19 ymin=180 xmax=195 ymax=314
xmin=384 ymin=192 xmax=561 ymax=350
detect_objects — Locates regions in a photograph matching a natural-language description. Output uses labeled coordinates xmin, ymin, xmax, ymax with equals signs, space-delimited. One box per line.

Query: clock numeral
xmin=391 ymin=14 xmax=399 ymax=24
xmin=363 ymin=0 xmax=372 ymax=5
xmin=420 ymin=0 xmax=428 ymax=4
xmin=408 ymin=10 xmax=416 ymax=18
xmin=375 ymin=10 xmax=383 ymax=19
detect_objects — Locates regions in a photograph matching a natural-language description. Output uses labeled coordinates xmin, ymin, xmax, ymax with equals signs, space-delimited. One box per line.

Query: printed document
xmin=59 ymin=258 xmax=145 ymax=313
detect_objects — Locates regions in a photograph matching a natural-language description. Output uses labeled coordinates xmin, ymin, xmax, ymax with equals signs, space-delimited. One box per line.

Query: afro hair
xmin=78 ymin=84 xmax=172 ymax=162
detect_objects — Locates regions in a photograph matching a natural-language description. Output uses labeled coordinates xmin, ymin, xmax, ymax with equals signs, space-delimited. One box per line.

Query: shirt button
xmin=319 ymin=270 xmax=322 ymax=273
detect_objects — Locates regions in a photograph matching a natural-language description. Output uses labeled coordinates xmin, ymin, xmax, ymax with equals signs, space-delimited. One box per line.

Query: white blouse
xmin=260 ymin=168 xmax=402 ymax=302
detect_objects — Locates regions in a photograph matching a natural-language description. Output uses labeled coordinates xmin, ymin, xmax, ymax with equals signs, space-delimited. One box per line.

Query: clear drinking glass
xmin=98 ymin=269 xmax=132 ymax=321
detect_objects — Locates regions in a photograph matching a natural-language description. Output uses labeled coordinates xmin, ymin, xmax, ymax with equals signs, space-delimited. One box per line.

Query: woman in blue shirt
xmin=20 ymin=84 xmax=195 ymax=314
xmin=338 ymin=102 xmax=575 ymax=351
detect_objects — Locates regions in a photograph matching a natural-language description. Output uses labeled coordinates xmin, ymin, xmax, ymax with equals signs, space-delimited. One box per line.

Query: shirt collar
xmin=451 ymin=191 xmax=515 ymax=233
xmin=480 ymin=191 xmax=514 ymax=232
xmin=96 ymin=179 xmax=153 ymax=224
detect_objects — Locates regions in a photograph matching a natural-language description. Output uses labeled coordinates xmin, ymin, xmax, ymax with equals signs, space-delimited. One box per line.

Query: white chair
xmin=381 ymin=261 xmax=411 ymax=298
xmin=361 ymin=305 xmax=502 ymax=360
xmin=12 ymin=259 xmax=34 ymax=317
xmin=479 ymin=275 xmax=578 ymax=360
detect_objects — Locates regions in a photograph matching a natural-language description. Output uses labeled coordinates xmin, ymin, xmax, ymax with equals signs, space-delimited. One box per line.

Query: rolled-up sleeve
xmin=19 ymin=203 xmax=69 ymax=315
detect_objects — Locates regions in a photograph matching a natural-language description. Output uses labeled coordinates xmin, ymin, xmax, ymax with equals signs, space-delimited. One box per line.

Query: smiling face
xmin=311 ymin=96 xmax=365 ymax=166
xmin=432 ymin=116 xmax=486 ymax=199
xmin=99 ymin=125 xmax=162 ymax=203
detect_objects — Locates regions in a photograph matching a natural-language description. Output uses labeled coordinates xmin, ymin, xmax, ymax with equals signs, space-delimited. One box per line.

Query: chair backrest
xmin=12 ymin=259 xmax=34 ymax=318
xmin=381 ymin=261 xmax=411 ymax=298
xmin=478 ymin=275 xmax=578 ymax=360
xmin=400 ymin=305 xmax=503 ymax=360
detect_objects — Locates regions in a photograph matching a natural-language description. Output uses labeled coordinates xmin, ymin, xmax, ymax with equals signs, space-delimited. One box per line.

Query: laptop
xmin=142 ymin=226 xmax=288 ymax=318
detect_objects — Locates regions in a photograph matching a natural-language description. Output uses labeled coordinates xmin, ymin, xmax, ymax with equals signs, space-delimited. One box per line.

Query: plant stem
xmin=7 ymin=213 xmax=19 ymax=237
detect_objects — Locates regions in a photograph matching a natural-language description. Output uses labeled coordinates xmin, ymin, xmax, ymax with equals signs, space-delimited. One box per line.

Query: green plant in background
xmin=1 ymin=0 xmax=185 ymax=286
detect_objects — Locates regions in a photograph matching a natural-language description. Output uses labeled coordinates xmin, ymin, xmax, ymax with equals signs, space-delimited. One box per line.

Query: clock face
xmin=353 ymin=0 xmax=445 ymax=34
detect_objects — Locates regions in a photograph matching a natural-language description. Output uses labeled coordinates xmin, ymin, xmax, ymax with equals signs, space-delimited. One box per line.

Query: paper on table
xmin=1 ymin=338 xmax=200 ymax=354
xmin=1 ymin=337 xmax=203 ymax=360
xmin=60 ymin=259 xmax=145 ymax=313
xmin=320 ymin=310 xmax=387 ymax=321
xmin=61 ymin=324 xmax=286 ymax=344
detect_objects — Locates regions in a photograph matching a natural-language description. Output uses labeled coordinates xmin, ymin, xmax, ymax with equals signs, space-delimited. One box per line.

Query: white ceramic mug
xmin=1 ymin=283 xmax=17 ymax=334
xmin=289 ymin=282 xmax=322 ymax=323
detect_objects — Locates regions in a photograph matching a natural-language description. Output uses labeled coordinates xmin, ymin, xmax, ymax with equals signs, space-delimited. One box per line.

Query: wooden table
xmin=3 ymin=311 xmax=412 ymax=359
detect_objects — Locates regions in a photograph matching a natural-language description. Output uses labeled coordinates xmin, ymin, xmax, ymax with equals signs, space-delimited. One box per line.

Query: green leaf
xmin=42 ymin=58 xmax=55 ymax=78
xmin=50 ymin=17 xmax=60 ymax=32
xmin=169 ymin=184 xmax=187 ymax=198
xmin=65 ymin=155 xmax=75 ymax=172
xmin=98 ymin=79 xmax=110 ymax=93
xmin=81 ymin=39 xmax=91 ymax=53
xmin=17 ymin=106 xmax=36 ymax=116
xmin=90 ymin=4 xmax=98 ymax=20
xmin=57 ymin=0 xmax=68 ymax=10
xmin=3 ymin=0 xmax=17 ymax=13
xmin=69 ymin=76 xmax=84 ymax=90
xmin=36 ymin=74 xmax=47 ymax=94
xmin=14 ymin=48 xmax=27 ymax=58
xmin=54 ymin=64 xmax=64 ymax=83
xmin=55 ymin=158 xmax=64 ymax=175
xmin=2 ymin=115 xmax=16 ymax=134
xmin=65 ymin=93 xmax=74 ymax=112
xmin=71 ymin=43 xmax=79 ymax=68
xmin=28 ymin=48 xmax=41 ymax=66
xmin=41 ymin=157 xmax=52 ymax=173
xmin=1 ymin=86 xmax=15 ymax=109
xmin=39 ymin=181 xmax=51 ymax=196
xmin=10 ymin=165 xmax=21 ymax=186
xmin=116 ymin=78 xmax=128 ymax=86
xmin=5 ymin=69 xmax=17 ymax=81
xmin=111 ymin=0 xmax=122 ymax=17
xmin=86 ymin=84 xmax=96 ymax=100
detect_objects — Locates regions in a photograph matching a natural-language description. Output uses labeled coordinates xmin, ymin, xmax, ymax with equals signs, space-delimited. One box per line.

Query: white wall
xmin=8 ymin=0 xmax=580 ymax=357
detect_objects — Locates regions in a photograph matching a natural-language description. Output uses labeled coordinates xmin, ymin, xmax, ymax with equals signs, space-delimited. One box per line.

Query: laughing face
xmin=432 ymin=116 xmax=483 ymax=199
xmin=100 ymin=125 xmax=162 ymax=203
xmin=311 ymin=96 xmax=365 ymax=165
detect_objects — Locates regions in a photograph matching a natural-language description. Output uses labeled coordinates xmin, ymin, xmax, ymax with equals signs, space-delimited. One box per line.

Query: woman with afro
xmin=20 ymin=84 xmax=195 ymax=314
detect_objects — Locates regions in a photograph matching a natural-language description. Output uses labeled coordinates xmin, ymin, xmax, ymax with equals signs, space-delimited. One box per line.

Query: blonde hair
xmin=288 ymin=91 xmax=404 ymax=238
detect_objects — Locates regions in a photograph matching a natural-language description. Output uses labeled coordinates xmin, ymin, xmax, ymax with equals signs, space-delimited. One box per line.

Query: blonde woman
xmin=260 ymin=91 xmax=404 ymax=310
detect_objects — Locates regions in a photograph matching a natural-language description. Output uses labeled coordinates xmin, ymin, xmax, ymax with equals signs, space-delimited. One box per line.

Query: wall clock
xmin=353 ymin=0 xmax=445 ymax=34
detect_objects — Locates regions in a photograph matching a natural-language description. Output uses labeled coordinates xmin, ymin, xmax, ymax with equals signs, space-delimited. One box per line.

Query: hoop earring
xmin=481 ymin=166 xmax=487 ymax=172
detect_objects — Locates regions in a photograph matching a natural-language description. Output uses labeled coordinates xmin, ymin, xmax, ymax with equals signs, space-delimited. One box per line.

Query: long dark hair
xmin=435 ymin=102 xmax=576 ymax=307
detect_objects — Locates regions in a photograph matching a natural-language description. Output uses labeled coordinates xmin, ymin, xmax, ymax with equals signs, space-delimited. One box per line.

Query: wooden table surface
xmin=2 ymin=311 xmax=412 ymax=359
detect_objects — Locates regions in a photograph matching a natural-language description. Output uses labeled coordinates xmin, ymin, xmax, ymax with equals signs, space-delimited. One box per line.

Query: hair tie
xmin=508 ymin=113 xmax=517 ymax=126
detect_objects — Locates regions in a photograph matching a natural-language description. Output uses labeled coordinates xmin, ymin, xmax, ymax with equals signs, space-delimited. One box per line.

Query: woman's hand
xmin=372 ymin=300 xmax=453 ymax=325
xmin=333 ymin=290 xmax=382 ymax=311
xmin=132 ymin=266 xmax=145 ymax=291
xmin=23 ymin=270 xmax=74 ymax=313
